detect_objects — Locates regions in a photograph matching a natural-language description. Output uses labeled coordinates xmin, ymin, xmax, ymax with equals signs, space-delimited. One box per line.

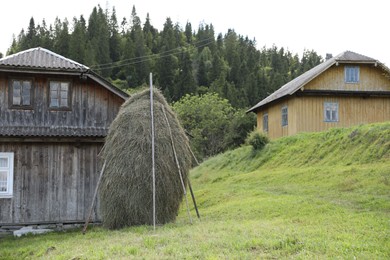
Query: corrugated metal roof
xmin=0 ymin=47 xmax=89 ymax=71
xmin=247 ymin=51 xmax=390 ymax=112
xmin=0 ymin=126 xmax=107 ymax=137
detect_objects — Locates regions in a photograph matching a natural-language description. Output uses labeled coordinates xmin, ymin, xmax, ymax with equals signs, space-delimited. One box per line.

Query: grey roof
xmin=0 ymin=47 xmax=128 ymax=100
xmin=0 ymin=47 xmax=89 ymax=71
xmin=248 ymin=51 xmax=390 ymax=112
xmin=0 ymin=126 xmax=107 ymax=138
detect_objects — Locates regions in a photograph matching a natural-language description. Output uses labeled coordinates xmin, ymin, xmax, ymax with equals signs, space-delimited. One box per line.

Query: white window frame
xmin=324 ymin=102 xmax=339 ymax=122
xmin=263 ymin=113 xmax=269 ymax=132
xmin=281 ymin=106 xmax=288 ymax=127
xmin=345 ymin=66 xmax=359 ymax=83
xmin=0 ymin=152 xmax=14 ymax=198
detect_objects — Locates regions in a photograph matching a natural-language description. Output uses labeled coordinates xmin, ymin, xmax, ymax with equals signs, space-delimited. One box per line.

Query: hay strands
xmin=162 ymin=106 xmax=193 ymax=224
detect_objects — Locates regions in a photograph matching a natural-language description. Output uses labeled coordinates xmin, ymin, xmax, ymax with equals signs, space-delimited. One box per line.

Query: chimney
xmin=326 ymin=53 xmax=333 ymax=60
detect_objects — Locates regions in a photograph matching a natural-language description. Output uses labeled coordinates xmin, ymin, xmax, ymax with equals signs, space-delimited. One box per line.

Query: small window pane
xmin=263 ymin=113 xmax=269 ymax=132
xmin=281 ymin=106 xmax=288 ymax=126
xmin=51 ymin=98 xmax=59 ymax=107
xmin=0 ymin=171 xmax=7 ymax=192
xmin=60 ymin=98 xmax=68 ymax=107
xmin=51 ymin=82 xmax=59 ymax=91
xmin=0 ymin=158 xmax=8 ymax=167
xmin=60 ymin=90 xmax=68 ymax=99
xmin=61 ymin=82 xmax=69 ymax=91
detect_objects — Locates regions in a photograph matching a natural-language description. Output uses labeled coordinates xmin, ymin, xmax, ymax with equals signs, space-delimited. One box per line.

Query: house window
xmin=345 ymin=66 xmax=359 ymax=83
xmin=0 ymin=152 xmax=14 ymax=198
xmin=324 ymin=102 xmax=339 ymax=122
xmin=263 ymin=113 xmax=269 ymax=132
xmin=10 ymin=79 xmax=32 ymax=107
xmin=49 ymin=81 xmax=70 ymax=108
xmin=281 ymin=106 xmax=288 ymax=126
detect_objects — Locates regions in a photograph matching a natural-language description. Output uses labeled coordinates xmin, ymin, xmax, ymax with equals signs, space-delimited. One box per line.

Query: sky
xmin=1 ymin=0 xmax=389 ymax=66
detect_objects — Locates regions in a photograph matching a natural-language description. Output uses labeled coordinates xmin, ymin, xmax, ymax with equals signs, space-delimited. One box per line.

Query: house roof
xmin=0 ymin=126 xmax=107 ymax=138
xmin=247 ymin=51 xmax=390 ymax=113
xmin=0 ymin=47 xmax=128 ymax=100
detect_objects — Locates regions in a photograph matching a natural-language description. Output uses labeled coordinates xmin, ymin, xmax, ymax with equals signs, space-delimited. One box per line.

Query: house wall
xmin=256 ymin=97 xmax=298 ymax=139
xmin=0 ymin=141 xmax=102 ymax=225
xmin=304 ymin=64 xmax=390 ymax=91
xmin=0 ymin=72 xmax=123 ymax=128
xmin=257 ymin=95 xmax=390 ymax=139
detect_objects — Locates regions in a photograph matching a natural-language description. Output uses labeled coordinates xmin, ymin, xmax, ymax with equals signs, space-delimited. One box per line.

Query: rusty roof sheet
xmin=0 ymin=47 xmax=89 ymax=71
xmin=247 ymin=51 xmax=390 ymax=112
xmin=0 ymin=126 xmax=107 ymax=138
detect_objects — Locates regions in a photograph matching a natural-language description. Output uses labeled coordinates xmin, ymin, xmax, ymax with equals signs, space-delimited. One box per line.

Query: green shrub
xmin=246 ymin=130 xmax=269 ymax=150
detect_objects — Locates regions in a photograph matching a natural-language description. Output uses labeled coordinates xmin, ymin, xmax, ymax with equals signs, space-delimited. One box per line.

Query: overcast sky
xmin=1 ymin=0 xmax=389 ymax=66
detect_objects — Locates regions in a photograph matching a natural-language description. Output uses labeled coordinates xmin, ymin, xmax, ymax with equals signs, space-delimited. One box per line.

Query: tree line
xmin=7 ymin=5 xmax=323 ymax=109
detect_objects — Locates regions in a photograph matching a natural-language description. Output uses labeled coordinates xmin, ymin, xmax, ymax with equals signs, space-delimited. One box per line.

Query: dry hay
xmin=99 ymin=89 xmax=192 ymax=229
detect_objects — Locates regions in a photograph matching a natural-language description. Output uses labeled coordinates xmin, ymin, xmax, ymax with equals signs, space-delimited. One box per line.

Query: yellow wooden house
xmin=248 ymin=51 xmax=390 ymax=139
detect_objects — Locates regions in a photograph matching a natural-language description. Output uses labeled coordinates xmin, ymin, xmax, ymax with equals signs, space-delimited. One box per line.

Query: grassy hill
xmin=1 ymin=122 xmax=389 ymax=259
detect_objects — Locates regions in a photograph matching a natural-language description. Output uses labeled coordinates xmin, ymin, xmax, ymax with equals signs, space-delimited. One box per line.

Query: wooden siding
xmin=0 ymin=142 xmax=102 ymax=224
xmin=0 ymin=72 xmax=123 ymax=128
xmin=304 ymin=64 xmax=390 ymax=91
xmin=257 ymin=95 xmax=390 ymax=139
xmin=257 ymin=97 xmax=298 ymax=139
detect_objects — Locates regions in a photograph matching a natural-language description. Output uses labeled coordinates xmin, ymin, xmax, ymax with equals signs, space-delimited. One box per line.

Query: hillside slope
xmin=190 ymin=122 xmax=389 ymax=257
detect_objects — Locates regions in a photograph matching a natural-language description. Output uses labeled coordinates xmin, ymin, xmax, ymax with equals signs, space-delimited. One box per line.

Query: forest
xmin=6 ymin=5 xmax=323 ymax=108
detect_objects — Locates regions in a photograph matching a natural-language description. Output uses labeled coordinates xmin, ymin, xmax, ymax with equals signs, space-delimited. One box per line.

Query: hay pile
xmin=99 ymin=89 xmax=192 ymax=229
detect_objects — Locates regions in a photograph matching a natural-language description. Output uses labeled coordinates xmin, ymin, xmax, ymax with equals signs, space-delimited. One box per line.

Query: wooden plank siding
xmin=257 ymin=95 xmax=390 ymax=139
xmin=304 ymin=64 xmax=390 ymax=91
xmin=0 ymin=72 xmax=122 ymax=128
xmin=0 ymin=142 xmax=102 ymax=224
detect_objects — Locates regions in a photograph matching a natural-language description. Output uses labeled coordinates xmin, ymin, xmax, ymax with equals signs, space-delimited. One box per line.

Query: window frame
xmin=263 ymin=112 xmax=269 ymax=132
xmin=324 ymin=102 xmax=339 ymax=122
xmin=48 ymin=80 xmax=72 ymax=110
xmin=344 ymin=66 xmax=360 ymax=83
xmin=281 ymin=105 xmax=288 ymax=127
xmin=0 ymin=152 xmax=14 ymax=198
xmin=8 ymin=78 xmax=34 ymax=109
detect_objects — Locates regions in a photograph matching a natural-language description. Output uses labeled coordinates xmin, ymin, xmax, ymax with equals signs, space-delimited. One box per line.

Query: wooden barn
xmin=0 ymin=47 xmax=128 ymax=226
xmin=248 ymin=51 xmax=390 ymax=139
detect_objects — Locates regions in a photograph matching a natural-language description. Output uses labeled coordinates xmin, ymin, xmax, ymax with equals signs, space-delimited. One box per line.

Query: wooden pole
xmin=186 ymin=146 xmax=201 ymax=220
xmin=82 ymin=162 xmax=106 ymax=234
xmin=161 ymin=106 xmax=192 ymax=224
xmin=150 ymin=73 xmax=156 ymax=231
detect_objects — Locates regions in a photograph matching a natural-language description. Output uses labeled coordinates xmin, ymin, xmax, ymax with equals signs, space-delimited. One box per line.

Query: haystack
xmin=99 ymin=89 xmax=192 ymax=229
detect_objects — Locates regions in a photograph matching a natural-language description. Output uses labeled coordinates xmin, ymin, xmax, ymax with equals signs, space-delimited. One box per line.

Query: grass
xmin=1 ymin=122 xmax=389 ymax=259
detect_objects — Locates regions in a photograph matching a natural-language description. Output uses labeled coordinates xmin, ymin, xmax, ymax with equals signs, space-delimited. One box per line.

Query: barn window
xmin=10 ymin=79 xmax=33 ymax=108
xmin=263 ymin=113 xmax=269 ymax=132
xmin=345 ymin=66 xmax=359 ymax=83
xmin=281 ymin=106 xmax=288 ymax=126
xmin=324 ymin=102 xmax=339 ymax=122
xmin=49 ymin=81 xmax=70 ymax=108
xmin=0 ymin=152 xmax=14 ymax=198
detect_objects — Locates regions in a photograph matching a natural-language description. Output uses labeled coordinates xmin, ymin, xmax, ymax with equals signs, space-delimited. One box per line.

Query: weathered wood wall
xmin=257 ymin=96 xmax=390 ymax=139
xmin=0 ymin=72 xmax=123 ymax=128
xmin=0 ymin=142 xmax=102 ymax=224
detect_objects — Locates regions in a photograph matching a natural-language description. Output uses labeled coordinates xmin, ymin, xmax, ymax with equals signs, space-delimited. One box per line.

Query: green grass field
xmin=1 ymin=123 xmax=389 ymax=259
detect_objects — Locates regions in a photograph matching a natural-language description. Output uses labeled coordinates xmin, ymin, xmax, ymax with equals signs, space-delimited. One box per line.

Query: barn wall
xmin=0 ymin=72 xmax=123 ymax=128
xmin=0 ymin=141 xmax=103 ymax=225
xmin=305 ymin=64 xmax=390 ymax=91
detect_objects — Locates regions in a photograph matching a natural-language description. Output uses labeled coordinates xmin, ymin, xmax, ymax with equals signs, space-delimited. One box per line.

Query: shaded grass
xmin=0 ymin=122 xmax=389 ymax=259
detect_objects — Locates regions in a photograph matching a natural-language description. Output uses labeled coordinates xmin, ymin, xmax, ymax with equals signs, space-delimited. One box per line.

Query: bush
xmin=246 ymin=130 xmax=269 ymax=150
